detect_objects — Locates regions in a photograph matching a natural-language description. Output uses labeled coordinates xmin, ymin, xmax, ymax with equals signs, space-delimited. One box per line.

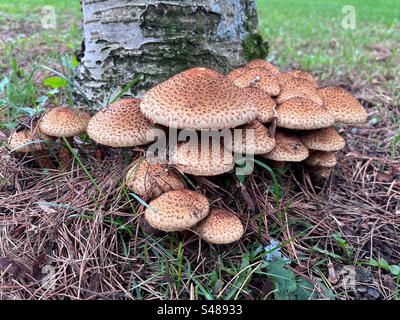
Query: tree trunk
xmin=75 ymin=0 xmax=267 ymax=106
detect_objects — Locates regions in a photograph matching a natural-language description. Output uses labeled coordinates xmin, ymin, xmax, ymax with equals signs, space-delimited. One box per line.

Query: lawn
xmin=0 ymin=0 xmax=399 ymax=300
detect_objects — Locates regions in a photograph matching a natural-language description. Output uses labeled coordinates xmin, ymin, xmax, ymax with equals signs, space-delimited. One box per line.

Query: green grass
xmin=256 ymin=0 xmax=400 ymax=103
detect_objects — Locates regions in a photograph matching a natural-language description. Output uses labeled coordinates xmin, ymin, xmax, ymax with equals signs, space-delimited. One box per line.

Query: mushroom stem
xmin=269 ymin=107 xmax=278 ymax=138
xmin=58 ymin=137 xmax=74 ymax=171
xmin=238 ymin=181 xmax=256 ymax=213
xmin=31 ymin=150 xmax=56 ymax=169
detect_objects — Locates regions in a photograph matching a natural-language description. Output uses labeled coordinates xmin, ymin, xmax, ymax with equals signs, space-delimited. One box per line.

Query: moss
xmin=243 ymin=31 xmax=269 ymax=61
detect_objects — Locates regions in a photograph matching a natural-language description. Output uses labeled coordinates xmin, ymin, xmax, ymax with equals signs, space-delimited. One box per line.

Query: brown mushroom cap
xmin=39 ymin=107 xmax=90 ymax=137
xmin=246 ymin=59 xmax=280 ymax=75
xmin=300 ymin=127 xmax=345 ymax=151
xmin=304 ymin=151 xmax=337 ymax=167
xmin=8 ymin=128 xmax=48 ymax=152
xmin=226 ymin=66 xmax=249 ymax=81
xmin=319 ymin=87 xmax=368 ymax=124
xmin=276 ymin=97 xmax=335 ymax=130
xmin=276 ymin=78 xmax=323 ymax=106
xmin=277 ymin=70 xmax=318 ymax=87
xmin=193 ymin=208 xmax=244 ymax=244
xmin=226 ymin=120 xmax=275 ymax=154
xmin=87 ymin=98 xmax=157 ymax=147
xmin=242 ymin=87 xmax=276 ymax=123
xmin=125 ymin=158 xmax=184 ymax=199
xmin=308 ymin=166 xmax=332 ymax=179
xmin=140 ymin=67 xmax=257 ymax=130
xmin=231 ymin=67 xmax=280 ymax=96
xmin=262 ymin=131 xmax=309 ymax=162
xmin=170 ymin=138 xmax=234 ymax=176
xmin=144 ymin=189 xmax=210 ymax=232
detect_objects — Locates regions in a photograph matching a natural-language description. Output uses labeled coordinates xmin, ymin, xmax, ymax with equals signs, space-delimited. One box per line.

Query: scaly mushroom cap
xmin=300 ymin=127 xmax=345 ymax=151
xmin=246 ymin=59 xmax=280 ymax=75
xmin=226 ymin=66 xmax=248 ymax=81
xmin=8 ymin=128 xmax=48 ymax=152
xmin=276 ymin=78 xmax=323 ymax=106
xmin=87 ymin=99 xmax=157 ymax=147
xmin=170 ymin=138 xmax=234 ymax=176
xmin=304 ymin=151 xmax=337 ymax=167
xmin=39 ymin=107 xmax=90 ymax=137
xmin=144 ymin=189 xmax=210 ymax=232
xmin=231 ymin=67 xmax=280 ymax=96
xmin=277 ymin=70 xmax=318 ymax=87
xmin=193 ymin=208 xmax=244 ymax=244
xmin=226 ymin=120 xmax=275 ymax=154
xmin=140 ymin=67 xmax=257 ymax=130
xmin=276 ymin=97 xmax=334 ymax=130
xmin=319 ymin=87 xmax=368 ymax=124
xmin=262 ymin=131 xmax=309 ymax=162
xmin=125 ymin=158 xmax=184 ymax=199
xmin=242 ymin=87 xmax=276 ymax=123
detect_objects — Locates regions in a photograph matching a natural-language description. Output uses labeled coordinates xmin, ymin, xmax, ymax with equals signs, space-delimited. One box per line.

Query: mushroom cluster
xmin=6 ymin=59 xmax=367 ymax=244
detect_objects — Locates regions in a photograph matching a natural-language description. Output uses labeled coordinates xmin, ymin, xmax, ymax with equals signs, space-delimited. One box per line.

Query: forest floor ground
xmin=0 ymin=0 xmax=399 ymax=300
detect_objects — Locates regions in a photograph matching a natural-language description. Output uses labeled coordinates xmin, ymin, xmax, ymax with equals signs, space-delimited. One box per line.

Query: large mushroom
xmin=318 ymin=87 xmax=368 ymax=124
xmin=276 ymin=97 xmax=334 ymax=130
xmin=300 ymin=127 xmax=345 ymax=152
xmin=39 ymin=106 xmax=91 ymax=170
xmin=193 ymin=208 xmax=244 ymax=244
xmin=276 ymin=77 xmax=323 ymax=106
xmin=87 ymin=98 xmax=158 ymax=148
xmin=169 ymin=138 xmax=234 ymax=176
xmin=144 ymin=189 xmax=210 ymax=232
xmin=139 ymin=67 xmax=257 ymax=130
xmin=242 ymin=87 xmax=277 ymax=123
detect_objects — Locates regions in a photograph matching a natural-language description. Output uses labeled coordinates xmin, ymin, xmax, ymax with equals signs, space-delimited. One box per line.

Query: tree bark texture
xmin=75 ymin=0 xmax=267 ymax=106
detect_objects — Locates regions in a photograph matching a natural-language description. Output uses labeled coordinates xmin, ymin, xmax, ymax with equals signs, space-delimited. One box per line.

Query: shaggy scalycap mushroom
xmin=309 ymin=166 xmax=332 ymax=179
xmin=276 ymin=97 xmax=334 ymax=130
xmin=246 ymin=59 xmax=281 ymax=75
xmin=8 ymin=128 xmax=47 ymax=153
xmin=304 ymin=151 xmax=337 ymax=167
xmin=319 ymin=87 xmax=368 ymax=124
xmin=144 ymin=189 xmax=210 ymax=232
xmin=277 ymin=70 xmax=318 ymax=87
xmin=193 ymin=208 xmax=244 ymax=244
xmin=300 ymin=127 xmax=345 ymax=151
xmin=242 ymin=87 xmax=276 ymax=123
xmin=230 ymin=67 xmax=280 ymax=96
xmin=276 ymin=78 xmax=323 ymax=106
xmin=140 ymin=67 xmax=257 ymax=130
xmin=87 ymin=99 xmax=157 ymax=147
xmin=125 ymin=158 xmax=184 ymax=199
xmin=262 ymin=131 xmax=309 ymax=162
xmin=226 ymin=120 xmax=275 ymax=155
xmin=39 ymin=107 xmax=90 ymax=137
xmin=170 ymin=138 xmax=234 ymax=176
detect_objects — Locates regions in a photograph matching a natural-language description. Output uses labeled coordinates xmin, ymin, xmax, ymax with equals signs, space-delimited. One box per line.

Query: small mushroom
xmin=169 ymin=138 xmax=234 ymax=176
xmin=193 ymin=208 xmax=244 ymax=244
xmin=39 ymin=107 xmax=90 ymax=170
xmin=276 ymin=97 xmax=334 ymax=130
xmin=230 ymin=67 xmax=280 ymax=96
xmin=140 ymin=67 xmax=257 ymax=130
xmin=87 ymin=98 xmax=158 ymax=147
xmin=300 ymin=127 xmax=345 ymax=151
xmin=246 ymin=59 xmax=281 ymax=75
xmin=318 ymin=87 xmax=368 ymax=124
xmin=242 ymin=87 xmax=277 ymax=123
xmin=8 ymin=127 xmax=55 ymax=169
xmin=262 ymin=131 xmax=309 ymax=162
xmin=144 ymin=189 xmax=210 ymax=232
xmin=226 ymin=120 xmax=276 ymax=155
xmin=276 ymin=77 xmax=323 ymax=106
xmin=304 ymin=151 xmax=337 ymax=168
xmin=276 ymin=70 xmax=318 ymax=87
xmin=125 ymin=158 xmax=185 ymax=200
